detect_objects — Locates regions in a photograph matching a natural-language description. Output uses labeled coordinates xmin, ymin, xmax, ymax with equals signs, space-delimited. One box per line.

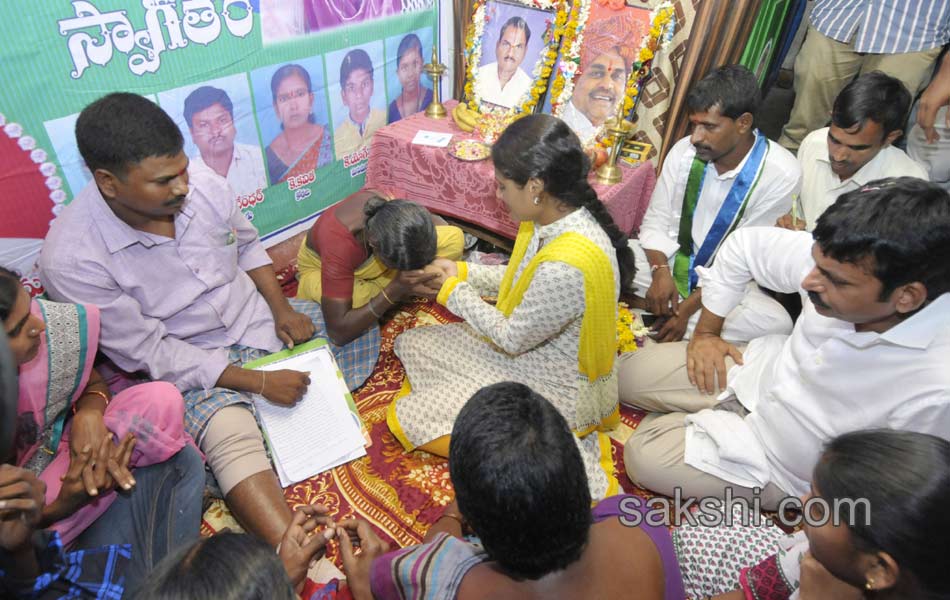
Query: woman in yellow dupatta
xmin=388 ymin=114 xmax=635 ymax=500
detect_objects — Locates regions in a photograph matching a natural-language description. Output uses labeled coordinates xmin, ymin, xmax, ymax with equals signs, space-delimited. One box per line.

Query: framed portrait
xmin=250 ymin=57 xmax=334 ymax=186
xmin=464 ymin=0 xmax=568 ymax=115
xmin=157 ymin=75 xmax=267 ymax=203
xmin=548 ymin=1 xmax=675 ymax=144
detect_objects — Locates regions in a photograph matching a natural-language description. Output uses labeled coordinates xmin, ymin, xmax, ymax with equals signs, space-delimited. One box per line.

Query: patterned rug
xmin=201 ymin=298 xmax=652 ymax=558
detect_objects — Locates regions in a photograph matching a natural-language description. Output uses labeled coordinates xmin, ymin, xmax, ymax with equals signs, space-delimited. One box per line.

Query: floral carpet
xmin=200 ymin=299 xmax=651 ymax=557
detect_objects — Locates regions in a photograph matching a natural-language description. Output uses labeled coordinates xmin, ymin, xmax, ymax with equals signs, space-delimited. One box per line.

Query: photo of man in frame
xmin=559 ymin=5 xmax=650 ymax=141
xmin=474 ymin=1 xmax=552 ymax=111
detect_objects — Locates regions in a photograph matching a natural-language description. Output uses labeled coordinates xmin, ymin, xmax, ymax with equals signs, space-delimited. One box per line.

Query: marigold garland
xmin=617 ymin=303 xmax=650 ymax=354
xmin=463 ymin=0 xmax=569 ymax=125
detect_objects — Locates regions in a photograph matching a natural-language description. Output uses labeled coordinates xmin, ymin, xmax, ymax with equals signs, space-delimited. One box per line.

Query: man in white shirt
xmin=475 ymin=16 xmax=533 ymax=109
xmin=630 ymin=65 xmax=800 ymax=343
xmin=183 ymin=86 xmax=267 ymax=203
xmin=621 ymin=177 xmax=950 ymax=509
xmin=559 ymin=15 xmax=634 ymax=143
xmin=777 ymin=72 xmax=928 ymax=231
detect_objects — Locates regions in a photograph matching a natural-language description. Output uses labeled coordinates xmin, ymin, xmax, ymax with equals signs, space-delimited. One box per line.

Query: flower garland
xmin=463 ymin=0 xmax=569 ymax=121
xmin=617 ymin=302 xmax=650 ymax=354
xmin=551 ymin=1 xmax=676 ymax=145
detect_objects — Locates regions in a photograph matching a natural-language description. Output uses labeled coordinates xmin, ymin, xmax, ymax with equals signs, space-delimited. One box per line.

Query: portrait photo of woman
xmin=251 ymin=60 xmax=334 ymax=185
xmin=385 ymin=31 xmax=433 ymax=123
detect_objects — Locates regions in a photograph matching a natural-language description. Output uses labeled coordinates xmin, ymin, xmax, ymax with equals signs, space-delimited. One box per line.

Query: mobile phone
xmin=640 ymin=313 xmax=659 ymax=328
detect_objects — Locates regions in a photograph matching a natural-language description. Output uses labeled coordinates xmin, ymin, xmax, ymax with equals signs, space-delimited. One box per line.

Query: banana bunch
xmin=452 ymin=103 xmax=478 ymax=132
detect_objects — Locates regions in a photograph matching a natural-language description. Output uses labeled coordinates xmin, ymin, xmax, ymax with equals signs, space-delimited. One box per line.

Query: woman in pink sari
xmin=1 ymin=266 xmax=204 ymax=590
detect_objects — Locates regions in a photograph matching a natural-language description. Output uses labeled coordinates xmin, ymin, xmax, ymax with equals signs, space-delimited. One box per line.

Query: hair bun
xmin=363 ymin=195 xmax=388 ymax=219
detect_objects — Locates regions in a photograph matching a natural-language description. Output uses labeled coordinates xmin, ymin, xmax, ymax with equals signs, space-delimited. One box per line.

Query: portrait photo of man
xmin=476 ymin=16 xmax=534 ymax=109
xmin=560 ymin=15 xmax=639 ymax=142
xmin=183 ymin=86 xmax=267 ymax=199
xmin=329 ymin=45 xmax=388 ymax=160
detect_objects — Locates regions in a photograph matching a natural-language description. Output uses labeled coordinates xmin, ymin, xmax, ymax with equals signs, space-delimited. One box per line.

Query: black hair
xmin=686 ymin=64 xmax=761 ymax=125
xmin=396 ymin=33 xmax=424 ymax=67
xmin=831 ymin=71 xmax=911 ymax=138
xmin=0 ymin=326 xmax=15 ymax=463
xmin=449 ymin=382 xmax=592 ymax=580
xmin=0 ymin=266 xmax=21 ymax=322
xmin=130 ymin=532 xmax=296 ymax=600
xmin=183 ymin=86 xmax=234 ymax=130
xmin=491 ymin=113 xmax=635 ymax=292
xmin=363 ymin=196 xmax=437 ymax=270
xmin=499 ymin=16 xmax=531 ymax=45
xmin=340 ymin=49 xmax=374 ymax=86
xmin=814 ymin=430 xmax=950 ymax=597
xmin=75 ymin=92 xmax=184 ymax=179
xmin=270 ymin=64 xmax=316 ymax=126
xmin=812 ymin=176 xmax=950 ymax=302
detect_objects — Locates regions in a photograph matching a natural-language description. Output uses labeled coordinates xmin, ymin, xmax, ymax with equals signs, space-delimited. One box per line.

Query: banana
xmin=459 ymin=103 xmax=480 ymax=125
xmin=453 ymin=104 xmax=476 ymax=132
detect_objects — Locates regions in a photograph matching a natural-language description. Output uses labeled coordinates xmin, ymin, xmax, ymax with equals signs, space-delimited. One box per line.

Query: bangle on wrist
xmin=379 ymin=287 xmax=395 ymax=305
xmin=74 ymin=390 xmax=110 ymax=415
xmin=259 ymin=371 xmax=266 ymax=395
xmin=367 ymin=298 xmax=383 ymax=319
xmin=650 ymin=264 xmax=670 ymax=272
xmin=440 ymin=512 xmax=466 ymax=528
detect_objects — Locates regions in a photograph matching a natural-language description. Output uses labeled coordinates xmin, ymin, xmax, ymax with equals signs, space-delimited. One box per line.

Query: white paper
xmin=252 ymin=345 xmax=366 ymax=487
xmin=411 ymin=130 xmax=453 ymax=147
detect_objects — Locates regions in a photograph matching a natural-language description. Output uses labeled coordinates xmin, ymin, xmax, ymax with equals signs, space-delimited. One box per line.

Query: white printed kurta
xmin=392 ymin=208 xmax=620 ymax=499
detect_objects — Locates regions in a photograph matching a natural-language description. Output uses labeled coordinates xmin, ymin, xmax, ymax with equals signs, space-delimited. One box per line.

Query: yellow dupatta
xmin=497 ymin=221 xmax=618 ymax=383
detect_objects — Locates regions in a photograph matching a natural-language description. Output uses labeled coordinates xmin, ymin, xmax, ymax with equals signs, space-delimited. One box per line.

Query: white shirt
xmin=561 ymin=100 xmax=597 ymax=144
xmin=639 ymin=136 xmax=801 ymax=260
xmin=475 ymin=62 xmax=533 ymax=109
xmin=696 ymin=227 xmax=950 ymax=495
xmin=190 ymin=142 xmax=267 ymax=202
xmin=798 ymin=127 xmax=929 ymax=231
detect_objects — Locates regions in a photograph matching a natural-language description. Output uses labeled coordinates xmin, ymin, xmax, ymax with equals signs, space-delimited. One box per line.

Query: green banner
xmin=0 ymin=0 xmax=438 ymax=269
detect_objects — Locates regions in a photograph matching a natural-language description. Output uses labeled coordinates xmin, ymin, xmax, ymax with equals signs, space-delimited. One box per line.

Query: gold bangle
xmin=367 ymin=298 xmax=383 ymax=319
xmin=74 ymin=389 xmax=110 ymax=414
xmin=379 ymin=287 xmax=395 ymax=305
xmin=440 ymin=512 xmax=466 ymax=527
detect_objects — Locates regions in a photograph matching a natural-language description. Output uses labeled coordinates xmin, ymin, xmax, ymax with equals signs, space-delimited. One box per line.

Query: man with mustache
xmin=183 ymin=86 xmax=267 ymax=203
xmin=776 ymin=72 xmax=928 ymax=232
xmin=620 ymin=177 xmax=950 ymax=509
xmin=560 ymin=16 xmax=634 ymax=143
xmin=475 ymin=16 xmax=533 ymax=109
xmin=629 ymin=65 xmax=800 ymax=344
xmin=38 ymin=93 xmax=380 ymax=550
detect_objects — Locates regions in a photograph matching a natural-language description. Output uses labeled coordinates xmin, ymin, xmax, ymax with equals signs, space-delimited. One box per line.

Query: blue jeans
xmin=72 ymin=445 xmax=204 ymax=592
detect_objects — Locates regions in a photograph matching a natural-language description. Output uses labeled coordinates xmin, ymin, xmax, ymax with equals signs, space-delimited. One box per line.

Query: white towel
xmin=683 ymin=409 xmax=771 ymax=489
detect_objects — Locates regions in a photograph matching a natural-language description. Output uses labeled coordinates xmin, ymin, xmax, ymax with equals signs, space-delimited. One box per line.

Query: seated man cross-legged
xmin=629 ymin=65 xmax=799 ymax=344
xmin=621 ymin=177 xmax=950 ymax=509
xmin=39 ymin=92 xmax=381 ymax=546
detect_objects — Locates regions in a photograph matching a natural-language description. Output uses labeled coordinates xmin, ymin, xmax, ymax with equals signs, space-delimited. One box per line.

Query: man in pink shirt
xmin=39 ymin=93 xmax=379 ymax=546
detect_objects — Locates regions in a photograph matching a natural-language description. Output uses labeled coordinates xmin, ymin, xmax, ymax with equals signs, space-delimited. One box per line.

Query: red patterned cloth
xmin=364 ymin=101 xmax=656 ymax=239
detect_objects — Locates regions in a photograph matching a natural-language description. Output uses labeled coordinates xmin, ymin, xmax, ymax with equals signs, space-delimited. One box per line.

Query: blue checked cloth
xmin=0 ymin=531 xmax=129 ymax=599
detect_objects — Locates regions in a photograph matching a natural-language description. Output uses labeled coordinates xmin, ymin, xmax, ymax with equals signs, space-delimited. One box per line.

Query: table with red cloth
xmin=365 ymin=101 xmax=657 ymax=239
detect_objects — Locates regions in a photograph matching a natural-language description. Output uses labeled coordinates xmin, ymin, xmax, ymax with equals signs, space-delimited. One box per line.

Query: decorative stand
xmin=596 ymin=112 xmax=635 ymax=185
xmin=424 ymin=46 xmax=448 ymax=119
